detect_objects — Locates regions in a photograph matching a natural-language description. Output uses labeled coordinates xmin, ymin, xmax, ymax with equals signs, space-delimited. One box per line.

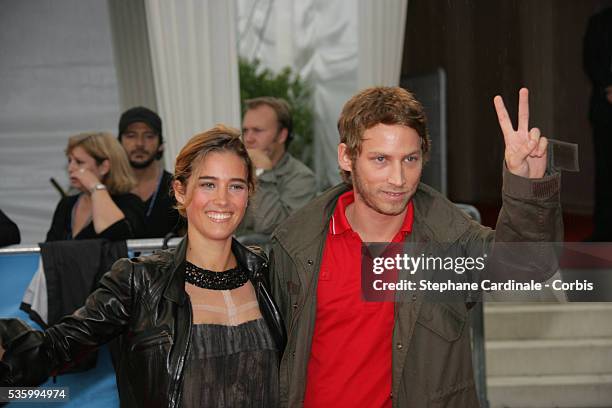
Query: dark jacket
xmin=0 ymin=237 xmax=286 ymax=408
xmin=21 ymin=239 xmax=128 ymax=328
xmin=269 ymin=167 xmax=562 ymax=407
xmin=0 ymin=209 xmax=20 ymax=247
xmin=142 ymin=170 xmax=182 ymax=238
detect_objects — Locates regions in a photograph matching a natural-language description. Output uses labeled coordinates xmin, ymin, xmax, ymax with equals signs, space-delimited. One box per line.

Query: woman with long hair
xmin=45 ymin=131 xmax=146 ymax=241
xmin=0 ymin=125 xmax=285 ymax=407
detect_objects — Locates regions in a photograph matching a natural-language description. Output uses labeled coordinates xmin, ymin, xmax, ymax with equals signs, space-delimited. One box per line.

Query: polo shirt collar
xmin=329 ymin=190 xmax=414 ymax=237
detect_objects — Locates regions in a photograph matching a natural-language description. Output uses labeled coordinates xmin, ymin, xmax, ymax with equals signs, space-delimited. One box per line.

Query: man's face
xmin=339 ymin=123 xmax=423 ymax=216
xmin=120 ymin=122 xmax=162 ymax=169
xmin=242 ymin=105 xmax=287 ymax=165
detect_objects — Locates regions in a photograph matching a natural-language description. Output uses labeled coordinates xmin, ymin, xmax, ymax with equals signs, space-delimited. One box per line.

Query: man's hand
xmin=494 ymin=88 xmax=548 ymax=179
xmin=247 ymin=148 xmax=273 ymax=171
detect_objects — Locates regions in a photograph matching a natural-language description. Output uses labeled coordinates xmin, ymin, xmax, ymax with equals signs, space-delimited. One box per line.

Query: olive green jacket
xmin=240 ymin=152 xmax=317 ymax=235
xmin=269 ymin=167 xmax=562 ymax=407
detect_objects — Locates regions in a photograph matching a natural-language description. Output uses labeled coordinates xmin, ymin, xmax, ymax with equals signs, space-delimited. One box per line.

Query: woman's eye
xmin=200 ymin=182 xmax=215 ymax=189
xmin=406 ymin=155 xmax=419 ymax=162
xmin=375 ymin=156 xmax=385 ymax=163
xmin=230 ymin=184 xmax=246 ymax=191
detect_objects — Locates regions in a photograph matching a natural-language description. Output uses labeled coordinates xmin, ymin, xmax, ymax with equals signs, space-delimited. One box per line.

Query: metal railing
xmin=0 ymin=238 xmax=183 ymax=256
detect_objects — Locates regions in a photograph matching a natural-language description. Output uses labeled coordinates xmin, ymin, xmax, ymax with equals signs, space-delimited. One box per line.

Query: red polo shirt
xmin=304 ymin=191 xmax=414 ymax=407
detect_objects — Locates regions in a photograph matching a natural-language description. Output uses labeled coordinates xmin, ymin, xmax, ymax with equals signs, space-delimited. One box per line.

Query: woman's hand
xmin=69 ymin=168 xmax=101 ymax=193
xmin=70 ymin=168 xmax=127 ymax=235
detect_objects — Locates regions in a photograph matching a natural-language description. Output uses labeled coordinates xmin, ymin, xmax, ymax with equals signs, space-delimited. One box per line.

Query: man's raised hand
xmin=494 ymin=88 xmax=548 ymax=179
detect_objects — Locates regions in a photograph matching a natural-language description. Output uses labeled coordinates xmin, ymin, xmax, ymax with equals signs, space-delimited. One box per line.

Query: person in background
xmin=118 ymin=107 xmax=181 ymax=238
xmin=46 ymin=131 xmax=146 ymax=241
xmin=0 ymin=209 xmax=20 ymax=247
xmin=0 ymin=125 xmax=284 ymax=408
xmin=583 ymin=7 xmax=612 ymax=241
xmin=239 ymin=97 xmax=317 ymax=235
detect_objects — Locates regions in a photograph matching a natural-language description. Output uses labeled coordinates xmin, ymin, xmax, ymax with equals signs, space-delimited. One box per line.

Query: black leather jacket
xmin=0 ymin=237 xmax=286 ymax=408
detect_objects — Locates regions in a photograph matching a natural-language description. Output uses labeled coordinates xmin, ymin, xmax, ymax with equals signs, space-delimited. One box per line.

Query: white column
xmin=145 ymin=0 xmax=242 ymax=170
xmin=107 ymin=0 xmax=158 ymax=111
xmin=357 ymin=0 xmax=408 ymax=88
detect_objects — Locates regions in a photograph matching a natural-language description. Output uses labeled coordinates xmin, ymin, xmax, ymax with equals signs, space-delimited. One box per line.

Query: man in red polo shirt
xmin=270 ymin=86 xmax=562 ymax=407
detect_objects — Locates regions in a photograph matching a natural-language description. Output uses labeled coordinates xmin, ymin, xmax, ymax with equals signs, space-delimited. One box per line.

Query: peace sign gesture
xmin=494 ymin=88 xmax=548 ymax=179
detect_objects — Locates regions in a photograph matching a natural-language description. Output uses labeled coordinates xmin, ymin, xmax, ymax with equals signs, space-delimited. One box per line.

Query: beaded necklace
xmin=184 ymin=261 xmax=248 ymax=290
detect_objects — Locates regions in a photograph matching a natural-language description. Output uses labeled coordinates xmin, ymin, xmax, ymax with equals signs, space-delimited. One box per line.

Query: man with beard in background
xmin=118 ymin=107 xmax=181 ymax=238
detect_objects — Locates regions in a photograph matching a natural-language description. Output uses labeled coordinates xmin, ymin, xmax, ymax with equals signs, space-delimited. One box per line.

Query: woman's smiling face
xmin=177 ymin=151 xmax=249 ymax=244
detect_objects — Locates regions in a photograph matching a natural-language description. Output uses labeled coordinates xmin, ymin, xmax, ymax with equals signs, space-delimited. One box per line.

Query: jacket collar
xmin=275 ymin=151 xmax=290 ymax=169
xmin=163 ymin=236 xmax=268 ymax=304
xmin=272 ymin=183 xmax=350 ymax=255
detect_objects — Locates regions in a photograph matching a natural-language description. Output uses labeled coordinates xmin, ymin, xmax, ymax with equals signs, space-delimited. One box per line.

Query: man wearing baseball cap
xmin=118 ymin=106 xmax=181 ymax=238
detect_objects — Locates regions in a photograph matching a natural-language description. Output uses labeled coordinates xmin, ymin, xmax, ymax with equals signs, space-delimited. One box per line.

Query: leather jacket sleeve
xmin=1 ymin=258 xmax=135 ymax=386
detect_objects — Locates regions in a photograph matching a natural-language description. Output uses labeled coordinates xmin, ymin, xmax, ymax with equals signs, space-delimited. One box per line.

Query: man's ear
xmin=338 ymin=143 xmax=353 ymax=173
xmin=277 ymin=128 xmax=288 ymax=145
xmin=173 ymin=180 xmax=186 ymax=205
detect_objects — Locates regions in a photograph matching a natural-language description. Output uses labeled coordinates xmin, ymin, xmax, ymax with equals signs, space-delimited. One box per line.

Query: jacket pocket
xmin=124 ymin=326 xmax=173 ymax=405
xmin=413 ymin=303 xmax=477 ymax=406
xmin=416 ymin=302 xmax=466 ymax=342
xmin=128 ymin=326 xmax=173 ymax=352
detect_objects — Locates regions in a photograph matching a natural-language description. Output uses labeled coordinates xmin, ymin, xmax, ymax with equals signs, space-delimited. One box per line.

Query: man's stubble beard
xmin=351 ymin=164 xmax=412 ymax=217
xmin=130 ymin=155 xmax=157 ymax=169
xmin=129 ymin=149 xmax=160 ymax=169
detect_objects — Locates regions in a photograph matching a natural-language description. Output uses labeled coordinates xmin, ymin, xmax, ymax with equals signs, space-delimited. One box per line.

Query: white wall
xmin=0 ymin=0 xmax=121 ymax=244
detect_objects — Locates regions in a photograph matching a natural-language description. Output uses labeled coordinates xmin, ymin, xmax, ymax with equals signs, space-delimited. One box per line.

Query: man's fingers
xmin=527 ymin=127 xmax=540 ymax=152
xmin=513 ymin=127 xmax=539 ymax=161
xmin=494 ymin=95 xmax=514 ymax=140
xmin=526 ymin=129 xmax=548 ymax=158
xmin=518 ymin=88 xmax=529 ymax=133
xmin=532 ymin=135 xmax=548 ymax=158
